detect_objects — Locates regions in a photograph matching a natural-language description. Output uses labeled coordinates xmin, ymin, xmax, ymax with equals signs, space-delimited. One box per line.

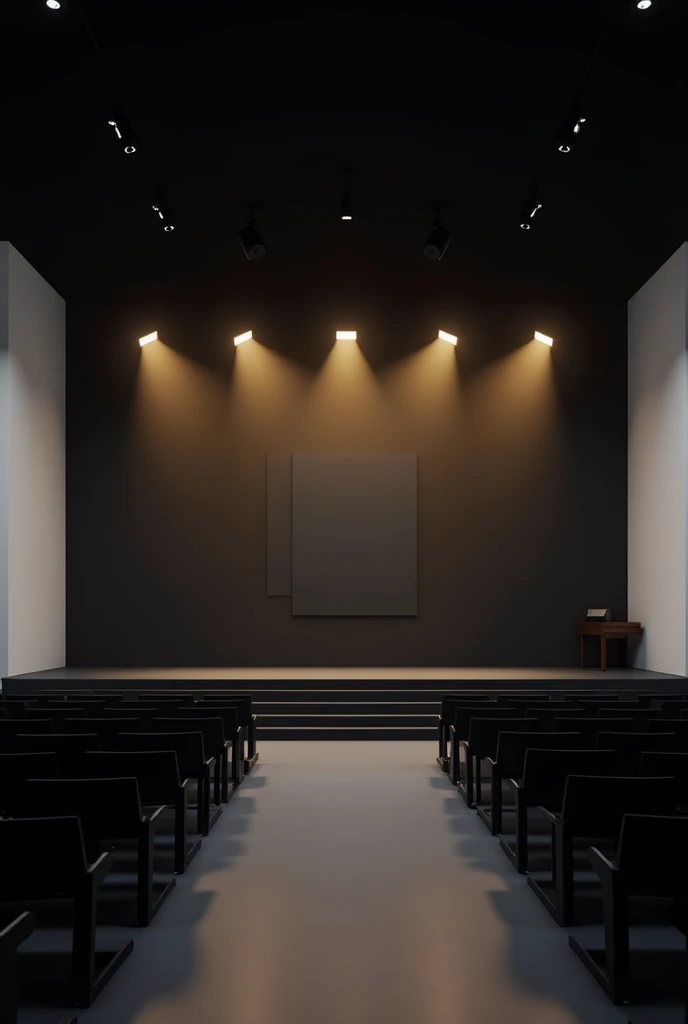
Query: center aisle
xmin=71 ymin=742 xmax=631 ymax=1024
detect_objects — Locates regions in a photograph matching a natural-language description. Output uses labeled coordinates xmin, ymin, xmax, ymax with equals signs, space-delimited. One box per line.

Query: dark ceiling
xmin=1 ymin=0 xmax=686 ymax=303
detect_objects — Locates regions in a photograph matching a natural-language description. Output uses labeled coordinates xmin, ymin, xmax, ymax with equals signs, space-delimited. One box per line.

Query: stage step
xmin=259 ymin=713 xmax=435 ymax=728
xmin=259 ymin=726 xmax=436 ymax=740
xmin=253 ymin=701 xmax=439 ymax=715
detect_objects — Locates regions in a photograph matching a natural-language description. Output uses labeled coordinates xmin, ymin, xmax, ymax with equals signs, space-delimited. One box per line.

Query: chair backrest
xmin=615 ymin=814 xmax=688 ymax=894
xmin=507 ymin=699 xmax=574 ymax=708
xmin=0 ymin=817 xmax=89 ymax=900
xmin=0 ymin=718 xmax=53 ymax=737
xmin=45 ymin=699 xmax=107 ymax=711
xmin=441 ymin=696 xmax=492 ymax=720
xmin=0 ymin=752 xmax=59 ymax=812
xmin=521 ymin=749 xmax=616 ymax=805
xmin=525 ymin=707 xmax=588 ymax=726
xmin=553 ymin=717 xmax=635 ymax=747
xmin=596 ymin=732 xmax=679 ymax=773
xmin=151 ymin=717 xmax=226 ymax=751
xmin=45 ymin=708 xmax=88 ymax=723
xmin=640 ymin=751 xmax=688 ymax=803
xmin=10 ymin=733 xmax=100 ymax=774
xmin=561 ymin=775 xmax=679 ymax=836
xmin=109 ymin=702 xmax=165 ymax=711
xmin=63 ymin=717 xmax=140 ymax=737
xmin=647 ymin=719 xmax=688 ymax=737
xmin=165 ymin=706 xmax=238 ymax=736
xmin=77 ymin=750 xmax=181 ymax=804
xmin=651 ymin=701 xmax=685 ymax=718
xmin=494 ymin=732 xmax=583 ymax=779
xmin=106 ymin=732 xmax=206 ymax=779
xmin=466 ymin=718 xmax=535 ymax=759
xmin=193 ymin=696 xmax=252 ymax=725
xmin=595 ymin=709 xmax=664 ymax=726
xmin=20 ymin=777 xmax=143 ymax=858
xmin=453 ymin=707 xmax=516 ymax=741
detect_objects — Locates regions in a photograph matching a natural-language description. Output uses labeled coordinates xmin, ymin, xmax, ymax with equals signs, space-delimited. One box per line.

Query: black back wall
xmin=67 ymin=290 xmax=626 ymax=667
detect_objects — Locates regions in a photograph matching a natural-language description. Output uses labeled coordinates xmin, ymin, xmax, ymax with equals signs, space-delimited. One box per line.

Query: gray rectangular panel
xmin=266 ymin=453 xmax=292 ymax=596
xmin=292 ymin=453 xmax=417 ymax=616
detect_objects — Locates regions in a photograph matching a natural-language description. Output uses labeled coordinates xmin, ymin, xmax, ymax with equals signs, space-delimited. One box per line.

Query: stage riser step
xmin=259 ymin=727 xmax=435 ymax=740
xmin=253 ymin=702 xmax=439 ymax=715
xmin=259 ymin=714 xmax=436 ymax=727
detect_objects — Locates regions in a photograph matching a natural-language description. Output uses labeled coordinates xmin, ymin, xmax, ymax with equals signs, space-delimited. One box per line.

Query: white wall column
xmin=628 ymin=242 xmax=688 ymax=675
xmin=0 ymin=242 xmax=65 ymax=677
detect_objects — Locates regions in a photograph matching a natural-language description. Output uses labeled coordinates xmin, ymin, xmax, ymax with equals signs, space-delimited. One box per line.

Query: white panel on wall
xmin=0 ymin=242 xmax=65 ymax=677
xmin=266 ymin=453 xmax=293 ymax=597
xmin=292 ymin=453 xmax=417 ymax=616
xmin=0 ymin=245 xmax=9 ymax=677
xmin=628 ymin=242 xmax=688 ymax=676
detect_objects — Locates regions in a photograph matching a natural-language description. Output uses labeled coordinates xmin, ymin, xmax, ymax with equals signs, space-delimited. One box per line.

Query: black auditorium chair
xmin=0 ymin=816 xmax=133 ymax=1007
xmin=477 ymin=731 xmax=583 ymax=836
xmin=62 ymin=718 xmax=140 ymax=738
xmin=20 ymin=778 xmax=175 ymax=927
xmin=457 ymin=717 xmax=533 ymax=806
xmin=105 ymin=732 xmax=219 ymax=835
xmin=499 ymin=748 xmax=615 ymax=873
xmin=525 ymin=706 xmax=588 ymax=728
xmin=594 ymin=708 xmax=666 ymax=728
xmin=596 ymin=731 xmax=679 ymax=774
xmin=437 ymin=696 xmax=493 ymax=770
xmin=162 ymin=708 xmax=244 ymax=793
xmin=195 ymin=696 xmax=257 ymax=772
xmin=10 ymin=734 xmax=99 ymax=776
xmin=0 ymin=911 xmax=38 ymax=1024
xmin=553 ymin=717 xmax=635 ymax=747
xmin=641 ymin=751 xmax=688 ymax=808
xmin=528 ymin=774 xmax=679 ymax=926
xmin=79 ymin=750 xmax=199 ymax=874
xmin=148 ymin=718 xmax=229 ymax=805
xmin=448 ymin=707 xmax=517 ymax=789
xmin=569 ymin=814 xmax=688 ymax=1007
xmin=0 ymin=718 xmax=54 ymax=739
xmin=0 ymin=752 xmax=58 ymax=815
xmin=33 ymin=708 xmax=88 ymax=726
xmin=648 ymin=719 xmax=688 ymax=741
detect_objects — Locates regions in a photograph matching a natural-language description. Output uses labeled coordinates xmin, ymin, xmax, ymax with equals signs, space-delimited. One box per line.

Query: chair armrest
xmin=587 ymin=845 xmax=618 ymax=879
xmin=506 ymin=778 xmax=522 ymax=793
xmin=87 ymin=850 xmax=113 ymax=886
xmin=146 ymin=804 xmax=167 ymax=826
xmin=180 ymin=778 xmax=191 ymax=791
xmin=0 ymin=910 xmax=35 ymax=952
xmin=204 ymin=756 xmax=216 ymax=771
xmin=538 ymin=806 xmax=558 ymax=825
xmin=485 ymin=757 xmax=497 ymax=768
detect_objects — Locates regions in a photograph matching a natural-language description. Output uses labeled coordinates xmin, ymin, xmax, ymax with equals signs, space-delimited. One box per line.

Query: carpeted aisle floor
xmin=25 ymin=742 xmax=680 ymax=1024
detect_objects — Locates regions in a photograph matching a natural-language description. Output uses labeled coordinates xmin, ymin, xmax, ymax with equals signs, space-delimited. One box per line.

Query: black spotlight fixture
xmin=239 ymin=206 xmax=267 ymax=260
xmin=422 ymin=218 xmax=452 ymax=260
xmin=108 ymin=116 xmax=138 ymax=155
xmin=556 ymin=105 xmax=587 ymax=154
xmin=519 ymin=187 xmax=543 ymax=230
xmin=151 ymin=190 xmax=175 ymax=232
xmin=340 ymin=169 xmax=353 ymax=221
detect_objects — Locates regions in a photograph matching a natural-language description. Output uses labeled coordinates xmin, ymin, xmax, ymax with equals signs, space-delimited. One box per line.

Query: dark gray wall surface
xmin=66 ymin=296 xmax=627 ymax=666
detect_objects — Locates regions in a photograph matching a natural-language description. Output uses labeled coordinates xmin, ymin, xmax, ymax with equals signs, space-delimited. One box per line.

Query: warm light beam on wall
xmin=534 ymin=331 xmax=554 ymax=347
xmin=438 ymin=330 xmax=458 ymax=346
xmin=139 ymin=331 xmax=159 ymax=347
xmin=336 ymin=331 xmax=357 ymax=341
xmin=234 ymin=330 xmax=253 ymax=346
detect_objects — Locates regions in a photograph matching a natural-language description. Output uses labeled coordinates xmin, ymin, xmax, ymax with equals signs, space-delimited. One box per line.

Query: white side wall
xmin=0 ymin=245 xmax=9 ymax=677
xmin=0 ymin=242 xmax=65 ymax=677
xmin=628 ymin=242 xmax=688 ymax=675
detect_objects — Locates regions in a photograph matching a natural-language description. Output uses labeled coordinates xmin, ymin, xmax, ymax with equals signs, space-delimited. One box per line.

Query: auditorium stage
xmin=4 ymin=666 xmax=682 ymax=681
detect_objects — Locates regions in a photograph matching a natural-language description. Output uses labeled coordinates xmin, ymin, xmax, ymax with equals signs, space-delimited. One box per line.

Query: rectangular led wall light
xmin=139 ymin=330 xmax=158 ymax=347
xmin=534 ymin=330 xmax=554 ymax=347
xmin=234 ymin=330 xmax=253 ymax=346
xmin=438 ymin=330 xmax=458 ymax=345
xmin=336 ymin=330 xmax=357 ymax=340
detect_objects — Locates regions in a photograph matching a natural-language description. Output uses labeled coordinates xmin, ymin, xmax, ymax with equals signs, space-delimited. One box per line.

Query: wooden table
xmin=577 ymin=621 xmax=642 ymax=671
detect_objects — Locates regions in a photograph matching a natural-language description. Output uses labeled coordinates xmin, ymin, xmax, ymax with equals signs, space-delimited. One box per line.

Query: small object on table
xmin=577 ymin=621 xmax=642 ymax=671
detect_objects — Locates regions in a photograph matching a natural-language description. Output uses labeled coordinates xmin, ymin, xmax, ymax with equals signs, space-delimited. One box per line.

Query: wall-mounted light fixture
xmin=234 ymin=330 xmax=253 ymax=346
xmin=534 ymin=330 xmax=554 ymax=347
xmin=139 ymin=330 xmax=159 ymax=347
xmin=438 ymin=329 xmax=458 ymax=346
xmin=336 ymin=330 xmax=357 ymax=341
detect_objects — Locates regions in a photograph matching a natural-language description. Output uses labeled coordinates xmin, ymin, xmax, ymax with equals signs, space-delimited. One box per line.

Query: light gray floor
xmin=26 ymin=743 xmax=682 ymax=1024
xmin=9 ymin=666 xmax=682 ymax=680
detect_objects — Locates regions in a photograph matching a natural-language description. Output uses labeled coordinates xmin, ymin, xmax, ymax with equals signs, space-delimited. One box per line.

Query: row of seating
xmin=0 ymin=687 xmax=259 ymax=1020
xmin=437 ymin=688 xmax=688 ymax=1014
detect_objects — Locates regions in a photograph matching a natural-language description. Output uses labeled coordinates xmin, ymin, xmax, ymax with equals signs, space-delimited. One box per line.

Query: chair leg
xmin=438 ymin=721 xmax=447 ymax=765
xmin=175 ymin=788 xmax=189 ymax=874
xmin=72 ymin=878 xmax=97 ymax=1006
xmin=490 ymin=764 xmax=503 ymax=835
xmin=201 ymin=766 xmax=211 ymax=835
xmin=464 ymin=745 xmax=474 ymax=806
xmin=213 ymin=757 xmax=222 ymax=808
xmin=475 ymin=758 xmax=482 ymax=806
xmin=449 ymin=731 xmax=459 ymax=784
xmin=221 ymin=746 xmax=230 ymax=802
xmin=603 ymin=874 xmax=630 ymax=1005
xmin=0 ymin=947 xmax=19 ymax=1024
xmin=515 ymin=792 xmax=528 ymax=873
xmin=137 ymin=820 xmax=154 ymax=927
xmin=554 ymin=822 xmax=574 ymax=926
xmin=248 ymin=718 xmax=257 ymax=760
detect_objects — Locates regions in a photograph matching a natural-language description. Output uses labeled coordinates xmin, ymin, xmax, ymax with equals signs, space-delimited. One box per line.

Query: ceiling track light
xmin=519 ymin=187 xmax=543 ymax=231
xmin=422 ymin=218 xmax=452 ymax=260
xmin=239 ymin=206 xmax=267 ymax=260
xmin=556 ymin=105 xmax=587 ymax=155
xmin=336 ymin=330 xmax=357 ymax=340
xmin=45 ymin=0 xmax=61 ymax=9
xmin=151 ymin=190 xmax=175 ymax=232
xmin=438 ymin=330 xmax=457 ymax=346
xmin=635 ymin=0 xmax=652 ymax=8
xmin=234 ymin=330 xmax=253 ymax=346
xmin=534 ymin=330 xmax=554 ymax=347
xmin=108 ymin=116 xmax=138 ymax=155
xmin=139 ymin=330 xmax=159 ymax=347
